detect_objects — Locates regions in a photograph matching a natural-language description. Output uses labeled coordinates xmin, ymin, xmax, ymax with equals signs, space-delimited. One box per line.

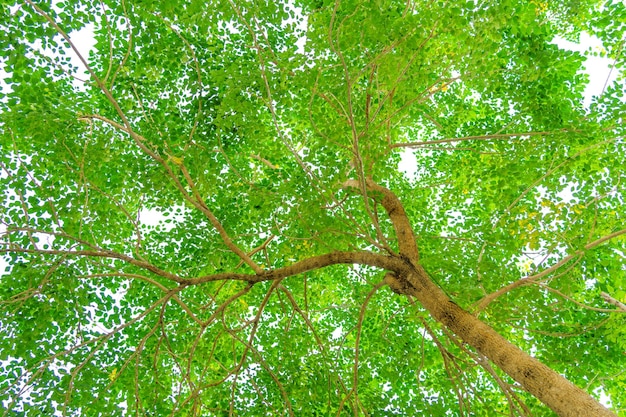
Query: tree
xmin=1 ymin=0 xmax=625 ymax=415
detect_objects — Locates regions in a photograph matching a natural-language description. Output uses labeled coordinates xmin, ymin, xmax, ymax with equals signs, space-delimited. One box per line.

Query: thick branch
xmin=188 ymin=251 xmax=407 ymax=285
xmin=344 ymin=179 xmax=419 ymax=260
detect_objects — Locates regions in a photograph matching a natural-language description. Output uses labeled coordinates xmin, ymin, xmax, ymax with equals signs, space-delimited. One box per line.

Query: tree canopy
xmin=1 ymin=0 xmax=625 ymax=416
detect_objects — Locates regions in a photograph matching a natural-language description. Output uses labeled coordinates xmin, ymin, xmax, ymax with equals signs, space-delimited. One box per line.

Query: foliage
xmin=1 ymin=0 xmax=625 ymax=416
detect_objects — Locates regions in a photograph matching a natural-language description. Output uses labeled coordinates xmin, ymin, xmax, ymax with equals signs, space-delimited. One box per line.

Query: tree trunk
xmin=386 ymin=264 xmax=616 ymax=417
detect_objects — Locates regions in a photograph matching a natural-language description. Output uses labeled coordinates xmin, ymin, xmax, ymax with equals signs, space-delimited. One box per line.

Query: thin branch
xmin=391 ymin=130 xmax=559 ymax=148
xmin=338 ymin=281 xmax=385 ymax=416
xmin=475 ymin=228 xmax=626 ymax=312
xmin=600 ymin=35 xmax=625 ymax=97
xmin=80 ymin=272 xmax=204 ymax=324
xmin=1 ymin=244 xmax=184 ymax=283
xmin=108 ymin=0 xmax=132 ymax=88
xmin=154 ymin=13 xmax=204 ymax=145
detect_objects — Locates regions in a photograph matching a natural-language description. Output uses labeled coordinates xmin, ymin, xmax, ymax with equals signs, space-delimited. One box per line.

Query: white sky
xmin=554 ymin=32 xmax=620 ymax=107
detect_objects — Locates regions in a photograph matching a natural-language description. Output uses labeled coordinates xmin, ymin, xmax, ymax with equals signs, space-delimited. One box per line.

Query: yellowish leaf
xmin=169 ymin=155 xmax=184 ymax=166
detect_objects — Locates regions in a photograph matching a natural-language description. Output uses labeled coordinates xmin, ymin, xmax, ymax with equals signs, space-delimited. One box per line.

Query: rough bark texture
xmin=346 ymin=179 xmax=616 ymax=417
xmin=399 ymin=264 xmax=616 ymax=417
